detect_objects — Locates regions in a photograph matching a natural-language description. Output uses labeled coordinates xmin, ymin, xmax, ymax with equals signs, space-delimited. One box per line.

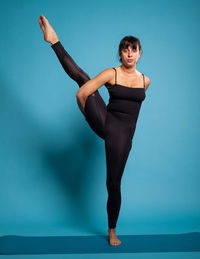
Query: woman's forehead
xmin=123 ymin=45 xmax=138 ymax=50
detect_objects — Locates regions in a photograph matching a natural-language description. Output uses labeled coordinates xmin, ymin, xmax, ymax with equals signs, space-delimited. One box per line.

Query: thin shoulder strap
xmin=142 ymin=73 xmax=145 ymax=89
xmin=112 ymin=67 xmax=117 ymax=85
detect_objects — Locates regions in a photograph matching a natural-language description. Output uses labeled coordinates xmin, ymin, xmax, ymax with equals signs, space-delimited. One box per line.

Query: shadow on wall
xmin=0 ymin=76 xmax=103 ymax=233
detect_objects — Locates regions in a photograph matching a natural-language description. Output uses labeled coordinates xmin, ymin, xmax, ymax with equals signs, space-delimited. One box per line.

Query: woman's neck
xmin=120 ymin=64 xmax=138 ymax=76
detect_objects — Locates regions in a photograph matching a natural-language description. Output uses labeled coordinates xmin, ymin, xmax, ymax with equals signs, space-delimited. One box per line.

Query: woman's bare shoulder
xmin=144 ymin=74 xmax=151 ymax=87
xmin=102 ymin=68 xmax=116 ymax=87
xmin=141 ymin=72 xmax=151 ymax=90
xmin=103 ymin=67 xmax=115 ymax=73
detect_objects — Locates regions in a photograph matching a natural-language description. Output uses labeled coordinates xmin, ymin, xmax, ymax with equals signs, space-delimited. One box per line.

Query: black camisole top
xmin=105 ymin=67 xmax=146 ymax=123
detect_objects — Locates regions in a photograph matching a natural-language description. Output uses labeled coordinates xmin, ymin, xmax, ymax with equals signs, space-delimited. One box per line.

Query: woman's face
xmin=120 ymin=45 xmax=141 ymax=66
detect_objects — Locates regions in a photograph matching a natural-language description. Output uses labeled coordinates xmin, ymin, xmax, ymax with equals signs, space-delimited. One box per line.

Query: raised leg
xmin=51 ymin=41 xmax=107 ymax=139
xmin=39 ymin=14 xmax=107 ymax=139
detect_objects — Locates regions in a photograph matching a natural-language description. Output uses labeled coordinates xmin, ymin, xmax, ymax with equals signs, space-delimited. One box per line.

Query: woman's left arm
xmin=144 ymin=75 xmax=151 ymax=91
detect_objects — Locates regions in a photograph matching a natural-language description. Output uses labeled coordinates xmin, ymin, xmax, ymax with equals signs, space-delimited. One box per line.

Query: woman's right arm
xmin=76 ymin=68 xmax=114 ymax=113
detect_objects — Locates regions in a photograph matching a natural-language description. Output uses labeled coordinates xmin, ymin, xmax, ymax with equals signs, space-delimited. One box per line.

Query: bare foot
xmin=38 ymin=14 xmax=59 ymax=45
xmin=108 ymin=228 xmax=122 ymax=246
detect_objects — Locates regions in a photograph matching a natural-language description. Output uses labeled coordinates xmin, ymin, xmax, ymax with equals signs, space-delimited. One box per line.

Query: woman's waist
xmin=107 ymin=99 xmax=142 ymax=117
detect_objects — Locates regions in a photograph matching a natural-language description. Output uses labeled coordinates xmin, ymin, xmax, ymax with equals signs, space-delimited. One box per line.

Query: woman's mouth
xmin=127 ymin=59 xmax=133 ymax=63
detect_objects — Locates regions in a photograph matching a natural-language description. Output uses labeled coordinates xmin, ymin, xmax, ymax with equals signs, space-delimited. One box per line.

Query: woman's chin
xmin=126 ymin=62 xmax=135 ymax=67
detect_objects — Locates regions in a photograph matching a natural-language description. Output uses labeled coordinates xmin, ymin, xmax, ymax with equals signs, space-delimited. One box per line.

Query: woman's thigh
xmin=104 ymin=112 xmax=133 ymax=185
xmin=85 ymin=91 xmax=107 ymax=139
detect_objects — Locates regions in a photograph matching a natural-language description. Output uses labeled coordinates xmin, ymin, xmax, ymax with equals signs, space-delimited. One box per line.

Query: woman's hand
xmin=76 ymin=95 xmax=87 ymax=117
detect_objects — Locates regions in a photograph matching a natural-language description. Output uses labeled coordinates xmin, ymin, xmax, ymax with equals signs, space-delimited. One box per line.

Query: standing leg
xmin=105 ymin=133 xmax=132 ymax=229
xmin=104 ymin=112 xmax=134 ymax=245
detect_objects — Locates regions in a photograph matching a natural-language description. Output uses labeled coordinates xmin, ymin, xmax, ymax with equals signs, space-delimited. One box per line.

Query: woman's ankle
xmin=51 ymin=38 xmax=59 ymax=45
xmin=108 ymin=227 xmax=116 ymax=233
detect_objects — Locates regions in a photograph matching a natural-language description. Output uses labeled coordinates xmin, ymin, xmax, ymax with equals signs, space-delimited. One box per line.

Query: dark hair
xmin=118 ymin=35 xmax=143 ymax=63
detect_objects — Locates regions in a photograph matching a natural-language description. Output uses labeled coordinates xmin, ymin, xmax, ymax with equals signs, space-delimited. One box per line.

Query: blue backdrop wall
xmin=0 ymin=0 xmax=199 ymax=236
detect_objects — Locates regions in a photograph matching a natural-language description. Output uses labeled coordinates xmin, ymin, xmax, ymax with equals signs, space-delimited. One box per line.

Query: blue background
xmin=0 ymin=0 xmax=199 ymax=241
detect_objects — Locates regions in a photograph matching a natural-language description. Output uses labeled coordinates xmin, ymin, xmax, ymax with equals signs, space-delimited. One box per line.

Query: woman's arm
xmin=144 ymin=75 xmax=151 ymax=91
xmin=76 ymin=68 xmax=113 ymax=113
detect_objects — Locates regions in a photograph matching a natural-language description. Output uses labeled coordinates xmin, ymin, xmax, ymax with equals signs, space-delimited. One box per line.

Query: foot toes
xmin=109 ymin=239 xmax=121 ymax=246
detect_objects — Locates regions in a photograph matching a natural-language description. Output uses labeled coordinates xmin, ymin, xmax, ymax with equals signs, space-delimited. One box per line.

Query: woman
xmin=39 ymin=14 xmax=150 ymax=246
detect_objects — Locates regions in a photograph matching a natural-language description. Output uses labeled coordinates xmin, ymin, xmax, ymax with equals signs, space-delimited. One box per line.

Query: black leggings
xmin=51 ymin=41 xmax=107 ymax=140
xmin=51 ymin=41 xmax=131 ymax=229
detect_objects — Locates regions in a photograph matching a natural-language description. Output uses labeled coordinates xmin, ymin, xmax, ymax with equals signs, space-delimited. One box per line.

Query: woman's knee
xmin=106 ymin=179 xmax=121 ymax=193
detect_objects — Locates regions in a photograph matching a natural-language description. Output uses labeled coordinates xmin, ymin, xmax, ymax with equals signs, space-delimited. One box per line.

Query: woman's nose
xmin=128 ymin=50 xmax=133 ymax=56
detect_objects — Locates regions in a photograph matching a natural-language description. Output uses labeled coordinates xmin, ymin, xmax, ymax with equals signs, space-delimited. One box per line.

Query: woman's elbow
xmin=76 ymin=90 xmax=86 ymax=101
xmin=76 ymin=89 xmax=82 ymax=98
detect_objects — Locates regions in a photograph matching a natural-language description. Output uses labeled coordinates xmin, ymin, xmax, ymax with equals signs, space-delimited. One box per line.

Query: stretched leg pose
xmin=39 ymin=14 xmax=144 ymax=246
xmin=39 ymin=15 xmax=107 ymax=140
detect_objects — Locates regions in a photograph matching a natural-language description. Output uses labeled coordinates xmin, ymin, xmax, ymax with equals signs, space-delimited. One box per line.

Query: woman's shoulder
xmin=142 ymin=73 xmax=151 ymax=89
xmin=101 ymin=67 xmax=116 ymax=74
xmin=102 ymin=67 xmax=116 ymax=88
xmin=135 ymin=69 xmax=151 ymax=90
